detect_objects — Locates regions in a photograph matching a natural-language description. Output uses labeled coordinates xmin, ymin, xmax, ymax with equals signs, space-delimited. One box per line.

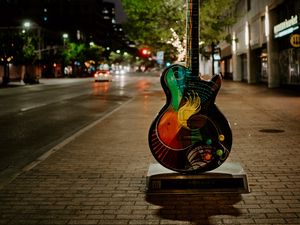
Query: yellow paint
xmin=178 ymin=92 xmax=201 ymax=129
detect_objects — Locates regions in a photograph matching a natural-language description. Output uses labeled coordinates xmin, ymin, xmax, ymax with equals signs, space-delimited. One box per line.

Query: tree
xmin=21 ymin=36 xmax=38 ymax=64
xmin=0 ymin=30 xmax=38 ymax=86
xmin=121 ymin=0 xmax=236 ymax=67
xmin=0 ymin=31 xmax=19 ymax=86
xmin=120 ymin=0 xmax=185 ymax=62
xmin=83 ymin=45 xmax=105 ymax=64
xmin=20 ymin=32 xmax=39 ymax=84
xmin=58 ymin=42 xmax=85 ymax=76
xmin=199 ymin=0 xmax=237 ymax=74
xmin=58 ymin=42 xmax=106 ymax=76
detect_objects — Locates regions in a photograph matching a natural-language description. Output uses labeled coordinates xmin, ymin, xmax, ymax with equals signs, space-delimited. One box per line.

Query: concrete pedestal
xmin=146 ymin=162 xmax=250 ymax=194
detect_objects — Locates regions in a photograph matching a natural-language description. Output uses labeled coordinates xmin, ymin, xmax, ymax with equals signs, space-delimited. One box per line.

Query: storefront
xmin=220 ymin=45 xmax=233 ymax=79
xmin=254 ymin=47 xmax=268 ymax=83
xmin=275 ymin=13 xmax=300 ymax=85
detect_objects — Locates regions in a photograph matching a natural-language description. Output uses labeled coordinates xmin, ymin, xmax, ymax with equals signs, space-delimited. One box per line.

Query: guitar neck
xmin=186 ymin=0 xmax=199 ymax=76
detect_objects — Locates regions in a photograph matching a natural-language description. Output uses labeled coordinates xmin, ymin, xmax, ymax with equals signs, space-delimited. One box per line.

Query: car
xmin=112 ymin=69 xmax=126 ymax=75
xmin=94 ymin=70 xmax=112 ymax=82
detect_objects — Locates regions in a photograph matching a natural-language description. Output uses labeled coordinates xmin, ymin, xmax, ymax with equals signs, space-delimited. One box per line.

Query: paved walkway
xmin=0 ymin=80 xmax=299 ymax=225
xmin=3 ymin=78 xmax=91 ymax=87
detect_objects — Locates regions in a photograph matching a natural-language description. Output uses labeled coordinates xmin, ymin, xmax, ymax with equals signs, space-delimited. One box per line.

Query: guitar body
xmin=148 ymin=0 xmax=232 ymax=173
xmin=148 ymin=64 xmax=232 ymax=173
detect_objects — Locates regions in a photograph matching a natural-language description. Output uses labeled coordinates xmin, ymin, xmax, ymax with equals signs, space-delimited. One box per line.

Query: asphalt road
xmin=0 ymin=73 xmax=160 ymax=186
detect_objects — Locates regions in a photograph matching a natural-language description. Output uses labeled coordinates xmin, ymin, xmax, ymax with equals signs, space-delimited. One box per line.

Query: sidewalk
xmin=0 ymin=80 xmax=299 ymax=225
xmin=1 ymin=78 xmax=92 ymax=88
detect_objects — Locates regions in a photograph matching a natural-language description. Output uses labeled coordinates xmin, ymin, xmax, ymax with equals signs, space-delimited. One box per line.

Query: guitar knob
xmin=219 ymin=134 xmax=225 ymax=141
xmin=216 ymin=149 xmax=224 ymax=156
xmin=206 ymin=139 xmax=212 ymax=145
xmin=203 ymin=152 xmax=212 ymax=161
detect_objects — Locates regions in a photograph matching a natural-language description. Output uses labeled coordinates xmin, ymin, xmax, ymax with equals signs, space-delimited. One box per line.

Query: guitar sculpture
xmin=148 ymin=0 xmax=232 ymax=174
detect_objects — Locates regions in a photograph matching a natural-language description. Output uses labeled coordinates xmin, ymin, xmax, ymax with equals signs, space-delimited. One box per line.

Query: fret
xmin=186 ymin=0 xmax=199 ymax=77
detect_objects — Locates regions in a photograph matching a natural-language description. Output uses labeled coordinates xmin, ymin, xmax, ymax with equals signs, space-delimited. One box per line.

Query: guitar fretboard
xmin=186 ymin=0 xmax=199 ymax=77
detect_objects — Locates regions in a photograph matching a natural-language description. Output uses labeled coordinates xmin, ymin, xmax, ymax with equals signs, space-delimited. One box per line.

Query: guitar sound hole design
xmin=148 ymin=65 xmax=232 ymax=173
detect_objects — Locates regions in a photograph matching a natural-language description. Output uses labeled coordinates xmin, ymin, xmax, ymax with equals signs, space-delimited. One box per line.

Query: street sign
xmin=156 ymin=51 xmax=164 ymax=65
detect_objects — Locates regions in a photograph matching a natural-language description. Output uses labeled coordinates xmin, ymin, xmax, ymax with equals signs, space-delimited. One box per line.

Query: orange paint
xmin=157 ymin=110 xmax=183 ymax=149
xmin=204 ymin=153 xmax=212 ymax=161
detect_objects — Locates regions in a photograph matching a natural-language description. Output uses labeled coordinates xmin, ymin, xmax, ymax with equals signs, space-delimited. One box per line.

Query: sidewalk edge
xmin=0 ymin=97 xmax=134 ymax=190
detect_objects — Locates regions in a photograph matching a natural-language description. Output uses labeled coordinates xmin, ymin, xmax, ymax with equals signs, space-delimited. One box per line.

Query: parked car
xmin=94 ymin=70 xmax=112 ymax=82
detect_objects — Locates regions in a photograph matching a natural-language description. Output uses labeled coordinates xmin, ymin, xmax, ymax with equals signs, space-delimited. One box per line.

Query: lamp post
xmin=22 ymin=20 xmax=43 ymax=83
xmin=62 ymin=33 xmax=69 ymax=47
xmin=62 ymin=33 xmax=69 ymax=75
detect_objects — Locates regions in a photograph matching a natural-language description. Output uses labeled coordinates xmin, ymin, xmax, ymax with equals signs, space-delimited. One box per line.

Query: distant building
xmin=220 ymin=0 xmax=300 ymax=87
xmin=0 ymin=0 xmax=110 ymax=44
xmin=0 ymin=0 xmax=130 ymax=80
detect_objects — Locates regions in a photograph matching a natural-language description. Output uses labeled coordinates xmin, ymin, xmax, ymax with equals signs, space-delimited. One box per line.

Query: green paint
xmin=165 ymin=69 xmax=183 ymax=111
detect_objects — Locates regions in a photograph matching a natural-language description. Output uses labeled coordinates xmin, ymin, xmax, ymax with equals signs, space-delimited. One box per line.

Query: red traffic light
xmin=140 ymin=48 xmax=151 ymax=57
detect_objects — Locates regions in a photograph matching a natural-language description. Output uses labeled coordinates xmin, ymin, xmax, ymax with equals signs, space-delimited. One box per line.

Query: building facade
xmin=0 ymin=0 xmax=129 ymax=81
xmin=220 ymin=0 xmax=300 ymax=87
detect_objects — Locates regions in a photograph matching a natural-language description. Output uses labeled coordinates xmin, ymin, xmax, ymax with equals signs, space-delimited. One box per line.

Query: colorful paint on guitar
xmin=148 ymin=64 xmax=232 ymax=173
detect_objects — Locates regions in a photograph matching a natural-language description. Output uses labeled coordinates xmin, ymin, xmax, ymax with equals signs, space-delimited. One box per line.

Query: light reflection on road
xmin=92 ymin=81 xmax=110 ymax=95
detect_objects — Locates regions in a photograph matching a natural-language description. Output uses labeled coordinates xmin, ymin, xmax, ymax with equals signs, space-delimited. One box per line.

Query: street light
xmin=89 ymin=41 xmax=95 ymax=47
xmin=62 ymin=33 xmax=69 ymax=47
xmin=23 ymin=21 xmax=31 ymax=28
xmin=62 ymin=33 xmax=69 ymax=39
xmin=22 ymin=21 xmax=31 ymax=33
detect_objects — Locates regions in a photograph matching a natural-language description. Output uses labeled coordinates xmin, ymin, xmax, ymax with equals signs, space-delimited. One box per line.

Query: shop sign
xmin=274 ymin=15 xmax=299 ymax=38
xmin=290 ymin=34 xmax=300 ymax=47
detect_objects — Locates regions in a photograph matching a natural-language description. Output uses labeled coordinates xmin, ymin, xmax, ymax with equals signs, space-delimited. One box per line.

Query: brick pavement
xmin=0 ymin=80 xmax=299 ymax=225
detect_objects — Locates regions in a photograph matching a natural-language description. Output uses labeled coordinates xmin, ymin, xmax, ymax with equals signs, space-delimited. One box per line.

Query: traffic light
xmin=139 ymin=48 xmax=151 ymax=57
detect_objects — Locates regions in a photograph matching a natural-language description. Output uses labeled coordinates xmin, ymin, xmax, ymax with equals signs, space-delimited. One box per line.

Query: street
xmin=0 ymin=73 xmax=160 ymax=187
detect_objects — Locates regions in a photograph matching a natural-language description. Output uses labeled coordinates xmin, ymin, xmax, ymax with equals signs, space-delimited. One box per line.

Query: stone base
xmin=146 ymin=162 xmax=250 ymax=194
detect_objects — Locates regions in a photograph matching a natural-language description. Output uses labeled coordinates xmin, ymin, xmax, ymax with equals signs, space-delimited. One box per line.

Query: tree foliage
xmin=121 ymin=0 xmax=236 ymax=61
xmin=61 ymin=42 xmax=85 ymax=65
xmin=84 ymin=45 xmax=105 ymax=63
xmin=200 ymin=0 xmax=237 ymax=44
xmin=56 ymin=42 xmax=105 ymax=76
xmin=199 ymin=0 xmax=236 ymax=74
xmin=21 ymin=35 xmax=38 ymax=64
xmin=60 ymin=42 xmax=105 ymax=65
xmin=0 ymin=30 xmax=38 ymax=85
xmin=0 ymin=31 xmax=38 ymax=64
xmin=121 ymin=0 xmax=185 ymax=54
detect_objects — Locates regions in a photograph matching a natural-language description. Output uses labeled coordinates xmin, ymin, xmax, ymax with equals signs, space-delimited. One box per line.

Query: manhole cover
xmin=259 ymin=129 xmax=285 ymax=133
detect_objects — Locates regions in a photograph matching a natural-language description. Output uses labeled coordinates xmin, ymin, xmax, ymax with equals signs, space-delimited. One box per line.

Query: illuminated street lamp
xmin=23 ymin=21 xmax=31 ymax=28
xmin=22 ymin=21 xmax=31 ymax=33
xmin=62 ymin=33 xmax=69 ymax=46
xmin=62 ymin=33 xmax=69 ymax=39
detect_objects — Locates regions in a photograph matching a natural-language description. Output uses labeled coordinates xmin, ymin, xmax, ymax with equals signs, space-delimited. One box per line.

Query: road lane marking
xmin=19 ymin=103 xmax=47 ymax=112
